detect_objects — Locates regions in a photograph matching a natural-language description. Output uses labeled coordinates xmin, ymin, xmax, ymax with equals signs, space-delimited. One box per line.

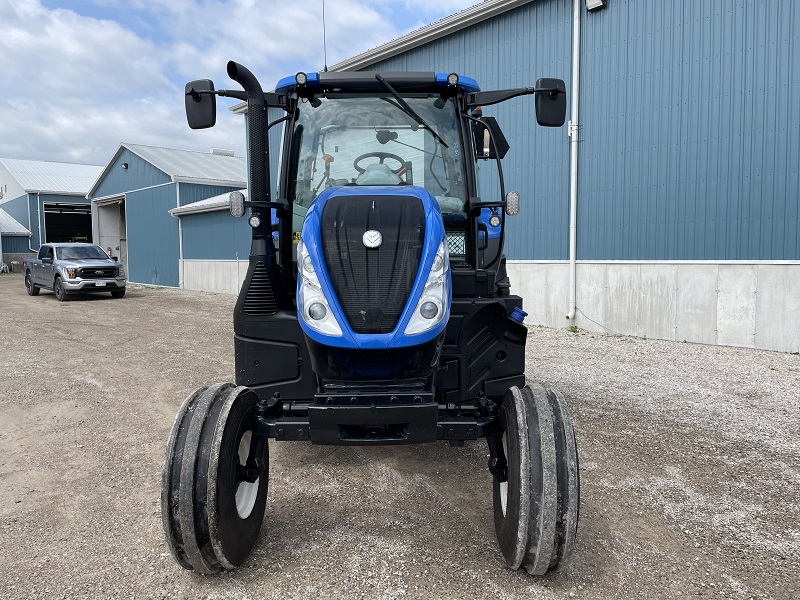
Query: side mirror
xmin=111 ymin=256 xmax=119 ymax=261
xmin=42 ymin=257 xmax=53 ymax=264
xmin=535 ymin=78 xmax=567 ymax=127
xmin=185 ymin=79 xmax=216 ymax=129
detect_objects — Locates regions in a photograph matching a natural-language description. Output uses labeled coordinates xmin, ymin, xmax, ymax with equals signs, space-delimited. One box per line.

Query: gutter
xmin=330 ymin=0 xmax=534 ymax=72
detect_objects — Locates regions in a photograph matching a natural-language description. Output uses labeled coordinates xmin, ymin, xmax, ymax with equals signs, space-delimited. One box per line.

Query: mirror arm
xmin=185 ymin=88 xmax=294 ymax=108
xmin=465 ymin=83 xmax=566 ymax=108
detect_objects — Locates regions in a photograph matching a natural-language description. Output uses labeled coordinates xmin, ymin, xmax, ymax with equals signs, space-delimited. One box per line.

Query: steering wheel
xmin=353 ymin=152 xmax=407 ymax=175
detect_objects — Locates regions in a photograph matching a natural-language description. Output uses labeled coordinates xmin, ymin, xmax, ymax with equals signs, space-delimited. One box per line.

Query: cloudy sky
xmin=0 ymin=0 xmax=477 ymax=166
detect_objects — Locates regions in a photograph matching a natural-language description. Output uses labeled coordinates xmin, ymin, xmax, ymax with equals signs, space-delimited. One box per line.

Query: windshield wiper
xmin=375 ymin=74 xmax=448 ymax=148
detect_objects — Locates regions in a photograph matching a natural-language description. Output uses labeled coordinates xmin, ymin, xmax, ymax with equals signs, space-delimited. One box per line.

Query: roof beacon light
xmin=295 ymin=72 xmax=308 ymax=86
xmin=447 ymin=73 xmax=459 ymax=87
xmin=229 ymin=191 xmax=245 ymax=218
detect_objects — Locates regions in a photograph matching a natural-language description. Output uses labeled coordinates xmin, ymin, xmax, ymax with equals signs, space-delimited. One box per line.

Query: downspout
xmin=177 ymin=183 xmax=184 ymax=288
xmin=27 ymin=193 xmax=37 ymax=253
xmin=566 ymin=0 xmax=581 ymax=320
xmin=38 ymin=192 xmax=43 ymax=249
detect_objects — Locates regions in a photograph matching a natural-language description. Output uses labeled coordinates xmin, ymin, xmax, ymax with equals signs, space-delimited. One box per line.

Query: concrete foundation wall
xmin=508 ymin=261 xmax=800 ymax=353
xmin=181 ymin=260 xmax=246 ymax=295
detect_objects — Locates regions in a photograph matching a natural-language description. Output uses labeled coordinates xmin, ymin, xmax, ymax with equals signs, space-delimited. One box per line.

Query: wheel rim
xmin=235 ymin=430 xmax=259 ymax=519
xmin=500 ymin=431 xmax=509 ymax=517
xmin=26 ymin=276 xmax=31 ymax=291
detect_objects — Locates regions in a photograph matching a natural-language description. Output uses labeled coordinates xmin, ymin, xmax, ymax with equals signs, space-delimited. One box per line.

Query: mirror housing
xmin=535 ymin=78 xmax=567 ymax=127
xmin=185 ymin=79 xmax=216 ymax=129
xmin=472 ymin=117 xmax=510 ymax=160
xmin=42 ymin=257 xmax=53 ymax=264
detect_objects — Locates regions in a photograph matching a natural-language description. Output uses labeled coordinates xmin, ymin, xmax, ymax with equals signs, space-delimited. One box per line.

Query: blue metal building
xmin=328 ymin=0 xmax=800 ymax=352
xmin=0 ymin=158 xmax=103 ymax=266
xmin=87 ymin=144 xmax=246 ymax=287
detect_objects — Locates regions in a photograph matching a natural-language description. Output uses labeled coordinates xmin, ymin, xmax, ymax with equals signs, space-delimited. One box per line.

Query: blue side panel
xmin=364 ymin=0 xmax=573 ymax=260
xmin=2 ymin=235 xmax=30 ymax=253
xmin=178 ymin=183 xmax=240 ymax=206
xmin=92 ymin=148 xmax=171 ymax=199
xmin=125 ymin=187 xmax=179 ymax=286
xmin=579 ymin=0 xmax=800 ymax=260
xmin=1 ymin=194 xmax=29 ymax=227
xmin=182 ymin=211 xmax=251 ymax=260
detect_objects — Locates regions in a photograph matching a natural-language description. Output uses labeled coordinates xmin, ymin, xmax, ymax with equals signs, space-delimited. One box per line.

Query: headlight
xmin=118 ymin=267 xmax=126 ymax=278
xmin=65 ymin=267 xmax=77 ymax=279
xmin=404 ymin=239 xmax=449 ymax=335
xmin=297 ymin=239 xmax=342 ymax=336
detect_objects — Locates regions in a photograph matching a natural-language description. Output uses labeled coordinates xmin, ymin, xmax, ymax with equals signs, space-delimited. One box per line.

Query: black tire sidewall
xmin=493 ymin=389 xmax=535 ymax=570
xmin=206 ymin=389 xmax=268 ymax=569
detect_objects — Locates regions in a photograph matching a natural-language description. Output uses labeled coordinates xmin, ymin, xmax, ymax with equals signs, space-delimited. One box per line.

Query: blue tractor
xmin=162 ymin=62 xmax=579 ymax=576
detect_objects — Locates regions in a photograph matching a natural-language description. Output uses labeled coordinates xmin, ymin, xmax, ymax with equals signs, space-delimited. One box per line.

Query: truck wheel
xmin=25 ymin=273 xmax=40 ymax=296
xmin=492 ymin=383 xmax=579 ymax=576
xmin=53 ymin=277 xmax=69 ymax=301
xmin=111 ymin=289 xmax=125 ymax=298
xmin=161 ymin=382 xmax=268 ymax=573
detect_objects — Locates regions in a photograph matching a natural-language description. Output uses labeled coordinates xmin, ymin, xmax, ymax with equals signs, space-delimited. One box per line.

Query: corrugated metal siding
xmin=125 ymin=186 xmax=180 ymax=286
xmin=1 ymin=235 xmax=30 ymax=253
xmin=363 ymin=0 xmax=573 ymax=259
xmin=579 ymin=0 xmax=800 ymax=260
xmin=178 ymin=183 xmax=240 ymax=207
xmin=182 ymin=211 xmax=251 ymax=260
xmin=92 ymin=149 xmax=171 ymax=199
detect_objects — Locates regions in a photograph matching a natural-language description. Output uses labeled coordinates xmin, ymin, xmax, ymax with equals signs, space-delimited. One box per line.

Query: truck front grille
xmin=321 ymin=195 xmax=425 ymax=335
xmin=79 ymin=267 xmax=117 ymax=279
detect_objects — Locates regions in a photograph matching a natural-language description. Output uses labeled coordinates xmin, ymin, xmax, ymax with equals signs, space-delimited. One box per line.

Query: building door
xmin=95 ymin=197 xmax=127 ymax=273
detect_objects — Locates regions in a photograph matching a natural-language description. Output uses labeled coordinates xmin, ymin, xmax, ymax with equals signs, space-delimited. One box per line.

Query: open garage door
xmin=94 ymin=198 xmax=127 ymax=275
xmin=43 ymin=203 xmax=92 ymax=243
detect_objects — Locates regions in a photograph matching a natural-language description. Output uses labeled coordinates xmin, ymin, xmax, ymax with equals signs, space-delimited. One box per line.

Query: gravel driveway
xmin=1 ymin=273 xmax=797 ymax=599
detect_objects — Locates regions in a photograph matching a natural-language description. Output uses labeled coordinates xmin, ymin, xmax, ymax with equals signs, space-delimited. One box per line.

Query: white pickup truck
xmin=22 ymin=243 xmax=127 ymax=301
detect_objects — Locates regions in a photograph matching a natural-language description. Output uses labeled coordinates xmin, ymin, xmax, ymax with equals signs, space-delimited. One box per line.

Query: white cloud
xmin=0 ymin=0 xmax=478 ymax=166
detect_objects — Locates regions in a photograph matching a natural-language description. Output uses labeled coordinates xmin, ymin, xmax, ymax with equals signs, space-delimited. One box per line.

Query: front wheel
xmin=492 ymin=383 xmax=579 ymax=575
xmin=25 ymin=273 xmax=40 ymax=296
xmin=53 ymin=277 xmax=69 ymax=301
xmin=161 ymin=383 xmax=269 ymax=573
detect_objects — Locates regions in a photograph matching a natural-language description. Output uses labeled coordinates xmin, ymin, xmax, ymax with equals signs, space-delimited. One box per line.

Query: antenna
xmin=322 ymin=0 xmax=329 ymax=72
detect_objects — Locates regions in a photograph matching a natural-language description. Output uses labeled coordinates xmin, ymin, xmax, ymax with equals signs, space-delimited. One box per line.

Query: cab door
xmin=38 ymin=245 xmax=55 ymax=286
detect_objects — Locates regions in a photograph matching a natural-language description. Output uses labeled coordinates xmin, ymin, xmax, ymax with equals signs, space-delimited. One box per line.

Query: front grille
xmin=321 ymin=195 xmax=425 ymax=334
xmin=243 ymin=261 xmax=278 ymax=315
xmin=79 ymin=267 xmax=117 ymax=279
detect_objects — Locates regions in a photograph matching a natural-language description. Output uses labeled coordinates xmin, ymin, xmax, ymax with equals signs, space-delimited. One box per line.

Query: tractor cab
xmin=163 ymin=63 xmax=578 ymax=578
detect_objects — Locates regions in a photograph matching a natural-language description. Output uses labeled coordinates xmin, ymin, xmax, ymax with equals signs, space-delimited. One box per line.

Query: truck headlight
xmin=405 ymin=239 xmax=449 ymax=335
xmin=118 ymin=267 xmax=125 ymax=278
xmin=297 ymin=239 xmax=342 ymax=336
xmin=65 ymin=267 xmax=77 ymax=279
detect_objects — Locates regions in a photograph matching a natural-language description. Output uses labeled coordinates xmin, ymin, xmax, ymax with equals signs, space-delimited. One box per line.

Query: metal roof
xmin=169 ymin=189 xmax=245 ymax=216
xmin=0 ymin=158 xmax=103 ymax=195
xmin=330 ymin=0 xmax=534 ymax=72
xmin=125 ymin=144 xmax=246 ymax=184
xmin=88 ymin=144 xmax=247 ymax=197
xmin=0 ymin=208 xmax=30 ymax=235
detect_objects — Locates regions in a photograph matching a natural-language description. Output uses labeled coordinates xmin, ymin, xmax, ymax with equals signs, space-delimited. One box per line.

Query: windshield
xmin=291 ymin=94 xmax=466 ymax=220
xmin=57 ymin=245 xmax=111 ymax=260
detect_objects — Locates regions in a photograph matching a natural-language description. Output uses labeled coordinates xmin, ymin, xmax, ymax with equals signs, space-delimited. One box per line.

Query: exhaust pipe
xmin=227 ymin=61 xmax=270 ymax=241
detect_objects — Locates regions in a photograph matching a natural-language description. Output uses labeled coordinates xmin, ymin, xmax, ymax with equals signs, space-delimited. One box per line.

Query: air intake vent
xmin=243 ymin=261 xmax=278 ymax=315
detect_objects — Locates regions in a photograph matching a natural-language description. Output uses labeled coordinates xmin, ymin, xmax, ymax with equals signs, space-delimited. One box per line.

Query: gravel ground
xmin=0 ymin=272 xmax=798 ymax=599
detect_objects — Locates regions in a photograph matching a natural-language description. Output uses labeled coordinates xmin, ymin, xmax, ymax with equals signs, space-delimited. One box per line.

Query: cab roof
xmin=275 ymin=71 xmax=480 ymax=95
